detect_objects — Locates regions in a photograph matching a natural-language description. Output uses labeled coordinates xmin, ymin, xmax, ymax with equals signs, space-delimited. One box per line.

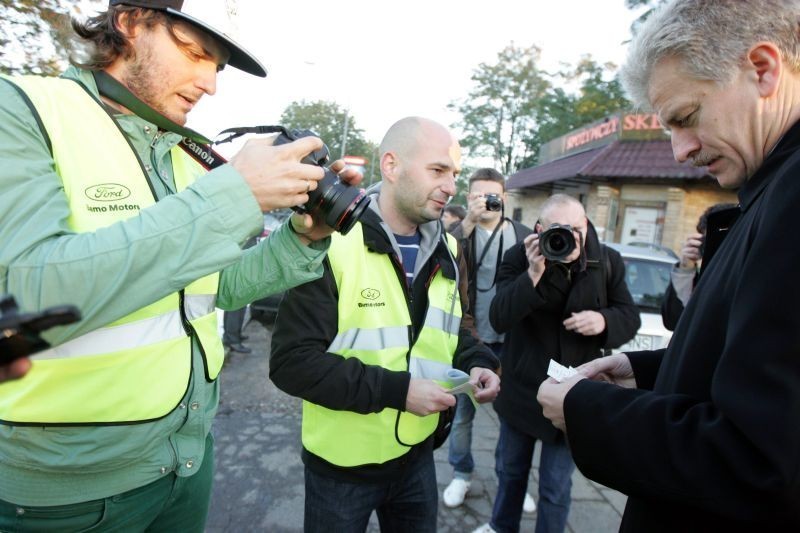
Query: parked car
xmin=605 ymin=242 xmax=676 ymax=352
xmin=250 ymin=210 xmax=292 ymax=323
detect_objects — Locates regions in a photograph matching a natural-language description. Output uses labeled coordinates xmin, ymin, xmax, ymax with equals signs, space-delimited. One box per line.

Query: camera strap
xmin=473 ymin=217 xmax=505 ymax=293
xmin=92 ymin=71 xmax=230 ymax=172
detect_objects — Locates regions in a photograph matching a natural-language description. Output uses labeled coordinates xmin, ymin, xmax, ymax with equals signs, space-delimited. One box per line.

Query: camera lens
xmin=485 ymin=194 xmax=503 ymax=212
xmin=540 ymin=225 xmax=577 ymax=262
xmin=295 ymin=169 xmax=370 ymax=235
xmin=274 ymin=128 xmax=371 ymax=235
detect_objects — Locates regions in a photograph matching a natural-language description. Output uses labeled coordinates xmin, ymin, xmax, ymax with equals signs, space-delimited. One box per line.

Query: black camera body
xmin=0 ymin=296 xmax=81 ymax=364
xmin=539 ymin=223 xmax=577 ymax=262
xmin=484 ymin=194 xmax=503 ymax=212
xmin=271 ymin=129 xmax=370 ymax=235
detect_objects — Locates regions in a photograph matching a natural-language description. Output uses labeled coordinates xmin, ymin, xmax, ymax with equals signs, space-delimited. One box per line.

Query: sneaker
xmin=523 ymin=492 xmax=537 ymax=513
xmin=472 ymin=524 xmax=497 ymax=533
xmin=443 ymin=478 xmax=471 ymax=508
xmin=226 ymin=343 xmax=252 ymax=354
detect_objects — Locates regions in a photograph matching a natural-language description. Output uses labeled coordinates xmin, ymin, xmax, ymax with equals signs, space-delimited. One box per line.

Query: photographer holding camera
xmin=442 ymin=168 xmax=533 ymax=509
xmin=0 ymin=1 xmax=361 ymax=530
xmin=661 ymin=202 xmax=738 ymax=331
xmin=476 ymin=194 xmax=638 ymax=533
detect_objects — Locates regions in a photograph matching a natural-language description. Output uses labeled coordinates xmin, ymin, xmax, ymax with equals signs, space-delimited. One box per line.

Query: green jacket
xmin=0 ymin=67 xmax=329 ymax=506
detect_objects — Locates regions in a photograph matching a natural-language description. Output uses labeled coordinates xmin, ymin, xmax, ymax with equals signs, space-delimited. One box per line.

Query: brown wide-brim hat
xmin=109 ymin=0 xmax=267 ymax=77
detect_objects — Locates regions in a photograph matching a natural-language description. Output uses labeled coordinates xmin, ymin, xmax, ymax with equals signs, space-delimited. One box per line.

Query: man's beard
xmin=122 ymin=47 xmax=178 ymax=124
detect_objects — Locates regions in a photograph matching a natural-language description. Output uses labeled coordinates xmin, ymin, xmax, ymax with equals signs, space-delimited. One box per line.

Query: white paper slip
xmin=547 ymin=359 xmax=578 ymax=383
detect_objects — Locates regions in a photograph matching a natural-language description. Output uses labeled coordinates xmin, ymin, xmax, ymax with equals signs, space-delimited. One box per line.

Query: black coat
xmin=563 ymin=120 xmax=800 ymax=531
xmin=490 ymin=222 xmax=640 ymax=442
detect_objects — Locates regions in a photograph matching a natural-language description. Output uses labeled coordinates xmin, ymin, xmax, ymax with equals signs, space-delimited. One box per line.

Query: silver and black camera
xmin=484 ymin=194 xmax=503 ymax=212
xmin=539 ymin=223 xmax=577 ymax=262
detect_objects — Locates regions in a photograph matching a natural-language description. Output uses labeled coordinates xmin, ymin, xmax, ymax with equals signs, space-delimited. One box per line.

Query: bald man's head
xmin=376 ymin=117 xmax=461 ymax=233
xmin=379 ymin=116 xmax=453 ymax=161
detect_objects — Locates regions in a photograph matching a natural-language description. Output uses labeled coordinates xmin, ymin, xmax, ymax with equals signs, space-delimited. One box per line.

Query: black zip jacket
xmin=270 ymin=206 xmax=498 ymax=483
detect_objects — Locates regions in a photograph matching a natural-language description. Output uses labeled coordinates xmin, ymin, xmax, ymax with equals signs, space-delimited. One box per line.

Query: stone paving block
xmin=600 ymin=488 xmax=628 ymax=515
xmin=571 ymin=468 xmax=605 ymax=501
xmin=209 ymin=319 xmax=624 ymax=533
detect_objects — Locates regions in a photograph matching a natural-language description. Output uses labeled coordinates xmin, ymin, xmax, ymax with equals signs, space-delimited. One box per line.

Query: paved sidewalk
xmin=207 ymin=319 xmax=625 ymax=532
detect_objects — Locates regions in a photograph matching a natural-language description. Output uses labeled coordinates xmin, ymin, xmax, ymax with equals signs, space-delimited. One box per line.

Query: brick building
xmin=505 ymin=112 xmax=738 ymax=253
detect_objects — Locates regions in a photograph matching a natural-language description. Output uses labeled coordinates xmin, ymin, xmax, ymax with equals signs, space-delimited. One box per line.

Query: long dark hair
xmin=70 ymin=6 xmax=176 ymax=70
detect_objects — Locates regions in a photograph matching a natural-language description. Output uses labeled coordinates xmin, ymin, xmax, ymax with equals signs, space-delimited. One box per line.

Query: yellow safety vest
xmin=302 ymin=223 xmax=462 ymax=466
xmin=0 ymin=75 xmax=224 ymax=425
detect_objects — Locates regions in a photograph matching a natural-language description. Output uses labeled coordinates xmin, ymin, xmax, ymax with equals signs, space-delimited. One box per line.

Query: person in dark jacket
xmin=538 ymin=1 xmax=800 ymax=531
xmin=270 ymin=116 xmax=500 ymax=532
xmin=476 ymin=194 xmax=639 ymax=533
xmin=442 ymin=204 xmax=467 ymax=233
xmin=442 ymin=168 xmax=534 ymax=509
xmin=661 ymin=203 xmax=737 ymax=330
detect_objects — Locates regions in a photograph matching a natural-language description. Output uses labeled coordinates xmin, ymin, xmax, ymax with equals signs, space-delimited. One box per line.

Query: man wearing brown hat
xmin=0 ymin=1 xmax=360 ymax=530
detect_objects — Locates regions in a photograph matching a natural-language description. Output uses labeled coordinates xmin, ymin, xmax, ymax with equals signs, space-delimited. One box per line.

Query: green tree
xmin=449 ymin=44 xmax=551 ymax=175
xmin=0 ymin=0 xmax=90 ymax=75
xmin=527 ymin=56 xmax=630 ymax=166
xmin=280 ymin=100 xmax=380 ymax=185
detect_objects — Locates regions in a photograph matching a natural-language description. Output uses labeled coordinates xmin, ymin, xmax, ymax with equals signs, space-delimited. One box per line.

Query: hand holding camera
xmin=679 ymin=232 xmax=704 ymax=269
xmin=523 ymin=233 xmax=546 ymax=286
xmin=229 ymin=129 xmax=367 ymax=235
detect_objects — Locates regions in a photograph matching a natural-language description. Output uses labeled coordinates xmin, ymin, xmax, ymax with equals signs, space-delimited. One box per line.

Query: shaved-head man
xmin=271 ymin=117 xmax=501 ymax=532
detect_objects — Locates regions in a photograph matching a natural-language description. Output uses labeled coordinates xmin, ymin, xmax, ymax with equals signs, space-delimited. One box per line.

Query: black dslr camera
xmin=539 ymin=223 xmax=577 ymax=262
xmin=484 ymin=194 xmax=503 ymax=212
xmin=0 ymin=295 xmax=81 ymax=364
xmin=272 ymin=129 xmax=370 ymax=235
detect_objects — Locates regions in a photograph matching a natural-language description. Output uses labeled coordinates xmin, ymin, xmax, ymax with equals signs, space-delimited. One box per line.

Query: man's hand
xmin=288 ymin=158 xmax=363 ymax=245
xmin=229 ymin=135 xmax=327 ymax=213
xmin=469 ymin=367 xmax=500 ymax=403
xmin=0 ymin=357 xmax=31 ymax=383
xmin=536 ymin=374 xmax=585 ymax=432
xmin=563 ymin=310 xmax=606 ymax=336
xmin=575 ymin=353 xmax=636 ymax=388
xmin=523 ymin=233 xmax=546 ymax=286
xmin=679 ymin=232 xmax=704 ymax=269
xmin=406 ymin=379 xmax=457 ymax=416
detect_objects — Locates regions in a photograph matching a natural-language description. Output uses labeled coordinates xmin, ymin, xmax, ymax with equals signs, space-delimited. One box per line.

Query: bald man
xmin=271 ymin=117 xmax=501 ymax=532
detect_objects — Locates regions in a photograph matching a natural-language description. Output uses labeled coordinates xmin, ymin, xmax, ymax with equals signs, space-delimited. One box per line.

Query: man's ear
xmin=380 ymin=152 xmax=399 ymax=184
xmin=748 ymin=42 xmax=782 ymax=98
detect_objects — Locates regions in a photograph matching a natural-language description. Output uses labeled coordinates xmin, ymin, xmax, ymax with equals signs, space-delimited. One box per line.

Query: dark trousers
xmin=448 ymin=341 xmax=503 ymax=477
xmin=491 ymin=417 xmax=575 ymax=533
xmin=304 ymin=450 xmax=438 ymax=533
xmin=0 ymin=434 xmax=214 ymax=532
xmin=222 ymin=307 xmax=246 ymax=345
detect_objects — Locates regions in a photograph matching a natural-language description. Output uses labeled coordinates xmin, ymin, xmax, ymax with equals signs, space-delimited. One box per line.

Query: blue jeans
xmin=491 ymin=417 xmax=575 ymax=533
xmin=304 ymin=451 xmax=438 ymax=533
xmin=448 ymin=341 xmax=503 ymax=478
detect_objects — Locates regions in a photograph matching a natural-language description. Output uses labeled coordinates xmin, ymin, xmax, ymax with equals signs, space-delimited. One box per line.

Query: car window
xmin=621 ymin=257 xmax=671 ymax=311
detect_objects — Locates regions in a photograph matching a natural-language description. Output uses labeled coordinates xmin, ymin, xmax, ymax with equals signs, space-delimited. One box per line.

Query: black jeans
xmin=303 ymin=450 xmax=438 ymax=533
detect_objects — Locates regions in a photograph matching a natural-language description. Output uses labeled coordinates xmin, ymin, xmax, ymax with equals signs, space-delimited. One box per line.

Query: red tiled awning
xmin=507 ymin=140 xmax=709 ymax=190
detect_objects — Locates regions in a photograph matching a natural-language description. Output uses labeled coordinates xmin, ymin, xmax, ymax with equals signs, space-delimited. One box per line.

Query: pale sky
xmin=182 ymin=0 xmax=645 ymax=153
xmin=81 ymin=1 xmax=644 ymax=158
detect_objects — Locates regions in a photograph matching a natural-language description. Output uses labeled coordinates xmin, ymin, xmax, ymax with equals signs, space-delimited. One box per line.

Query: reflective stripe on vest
xmin=0 ymin=76 xmax=224 ymax=425
xmin=302 ymin=223 xmax=461 ymax=467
